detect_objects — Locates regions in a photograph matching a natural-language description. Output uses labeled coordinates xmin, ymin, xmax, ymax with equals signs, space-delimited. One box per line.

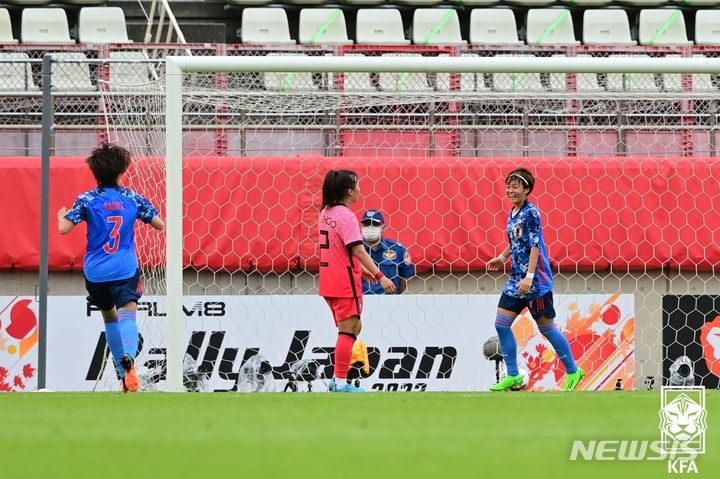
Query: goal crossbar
xmin=166 ymin=56 xmax=720 ymax=74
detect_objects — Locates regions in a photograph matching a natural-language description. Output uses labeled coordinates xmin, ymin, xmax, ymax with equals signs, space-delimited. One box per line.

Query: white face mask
xmin=362 ymin=226 xmax=382 ymax=242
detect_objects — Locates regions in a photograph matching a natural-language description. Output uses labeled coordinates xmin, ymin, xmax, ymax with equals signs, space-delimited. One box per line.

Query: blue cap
xmin=362 ymin=209 xmax=385 ymax=224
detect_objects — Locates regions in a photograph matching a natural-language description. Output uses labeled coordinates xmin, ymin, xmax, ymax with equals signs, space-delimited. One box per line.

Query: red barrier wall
xmin=2 ymin=156 xmax=719 ymax=273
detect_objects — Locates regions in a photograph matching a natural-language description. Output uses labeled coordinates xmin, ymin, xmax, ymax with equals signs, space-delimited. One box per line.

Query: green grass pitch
xmin=1 ymin=391 xmax=718 ymax=478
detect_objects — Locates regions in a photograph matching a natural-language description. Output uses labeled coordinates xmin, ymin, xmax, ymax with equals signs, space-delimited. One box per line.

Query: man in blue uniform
xmin=360 ymin=209 xmax=415 ymax=294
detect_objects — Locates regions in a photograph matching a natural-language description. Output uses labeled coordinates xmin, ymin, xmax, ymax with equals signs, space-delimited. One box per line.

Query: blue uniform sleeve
xmin=63 ymin=192 xmax=91 ymax=225
xmin=130 ymin=191 xmax=159 ymax=224
xmin=396 ymin=244 xmax=415 ymax=278
xmin=526 ymin=208 xmax=542 ymax=248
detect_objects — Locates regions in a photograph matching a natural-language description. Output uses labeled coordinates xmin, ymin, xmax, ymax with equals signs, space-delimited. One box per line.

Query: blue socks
xmin=537 ymin=321 xmax=578 ymax=374
xmin=117 ymin=309 xmax=139 ymax=359
xmin=103 ymin=315 xmax=125 ymax=378
xmin=496 ymin=314 xmax=579 ymax=377
xmin=495 ymin=313 xmax=518 ymax=376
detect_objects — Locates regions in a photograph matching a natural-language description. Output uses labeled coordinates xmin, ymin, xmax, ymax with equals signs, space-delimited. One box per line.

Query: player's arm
xmin=57 ymin=207 xmax=75 ymax=235
xmin=517 ymin=247 xmax=539 ymax=295
xmin=351 ymin=243 xmax=396 ymax=294
xmin=487 ymin=246 xmax=511 ymax=271
xmin=133 ymin=191 xmax=165 ymax=231
xmin=150 ymin=215 xmax=165 ymax=231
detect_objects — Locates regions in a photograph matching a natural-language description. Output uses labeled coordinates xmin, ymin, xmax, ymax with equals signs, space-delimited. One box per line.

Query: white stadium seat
xmin=695 ymin=10 xmax=720 ymax=45
xmin=470 ymin=9 xmax=523 ymax=45
xmin=356 ymin=9 xmax=409 ymax=45
xmin=638 ymin=9 xmax=692 ymax=46
xmin=0 ymin=8 xmax=18 ymax=44
xmin=51 ymin=53 xmax=95 ymax=91
xmin=412 ymin=9 xmax=466 ymax=45
xmin=298 ymin=9 xmax=352 ymax=45
xmin=78 ymin=7 xmax=131 ymax=44
xmin=583 ymin=9 xmax=636 ymax=46
xmin=21 ymin=8 xmax=74 ymax=44
xmin=0 ymin=53 xmax=37 ymax=91
xmin=526 ymin=9 xmax=580 ymax=45
xmin=242 ymin=8 xmax=295 ymax=44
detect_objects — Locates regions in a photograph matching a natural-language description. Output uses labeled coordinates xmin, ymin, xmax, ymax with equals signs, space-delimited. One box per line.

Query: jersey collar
xmin=370 ymin=238 xmax=391 ymax=251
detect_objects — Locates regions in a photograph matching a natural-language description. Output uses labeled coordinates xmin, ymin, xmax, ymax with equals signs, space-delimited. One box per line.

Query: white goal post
xmin=163 ymin=55 xmax=720 ymax=393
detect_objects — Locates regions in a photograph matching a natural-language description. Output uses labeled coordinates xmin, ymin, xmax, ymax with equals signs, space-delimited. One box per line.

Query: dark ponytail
xmin=321 ymin=169 xmax=358 ymax=210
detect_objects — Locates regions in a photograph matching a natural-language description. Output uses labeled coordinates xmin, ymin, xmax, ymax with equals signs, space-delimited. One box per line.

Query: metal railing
xmin=1 ymin=43 xmax=720 ymax=157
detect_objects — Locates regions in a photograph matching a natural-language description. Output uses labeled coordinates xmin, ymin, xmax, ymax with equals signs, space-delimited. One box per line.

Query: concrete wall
xmin=4 ymin=269 xmax=718 ymax=384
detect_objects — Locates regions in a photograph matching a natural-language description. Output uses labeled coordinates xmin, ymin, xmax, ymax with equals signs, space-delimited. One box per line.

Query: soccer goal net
xmin=99 ymin=50 xmax=720 ymax=393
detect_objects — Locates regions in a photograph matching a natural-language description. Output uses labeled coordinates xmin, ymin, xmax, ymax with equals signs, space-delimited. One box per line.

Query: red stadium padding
xmin=1 ymin=156 xmax=719 ymax=273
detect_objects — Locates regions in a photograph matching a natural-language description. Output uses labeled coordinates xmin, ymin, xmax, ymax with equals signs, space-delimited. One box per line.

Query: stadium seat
xmin=695 ymin=10 xmax=720 ymax=44
xmin=338 ymin=0 xmax=384 ymax=3
xmin=674 ymin=0 xmax=720 ymax=4
xmin=469 ymin=9 xmax=523 ymax=45
xmin=263 ymin=52 xmax=327 ymax=90
xmin=0 ymin=53 xmax=36 ymax=90
xmin=284 ymin=0 xmax=325 ymax=4
xmin=108 ymin=51 xmax=156 ymax=90
xmin=691 ymin=53 xmax=720 ymax=90
xmin=378 ymin=53 xmax=451 ymax=91
xmin=395 ymin=0 xmax=443 ymax=5
xmin=21 ymin=8 xmax=74 ymax=44
xmin=562 ymin=0 xmax=611 ymax=4
xmin=343 ymin=54 xmax=373 ymax=91
xmin=51 ymin=53 xmax=95 ymax=91
xmin=506 ymin=0 xmax=556 ymax=6
xmin=526 ymin=9 xmax=580 ymax=45
xmin=583 ymin=9 xmax=636 ymax=45
xmin=242 ymin=8 xmax=295 ymax=44
xmin=62 ymin=0 xmax=107 ymax=5
xmin=4 ymin=0 xmax=51 ymax=5
xmin=226 ymin=0 xmax=271 ymax=4
xmin=356 ymin=9 xmax=409 ymax=45
xmin=412 ymin=9 xmax=466 ymax=45
xmin=449 ymin=0 xmax=499 ymax=4
xmin=78 ymin=7 xmax=131 ymax=43
xmin=638 ymin=9 xmax=692 ymax=45
xmin=619 ymin=0 xmax=668 ymax=5
xmin=0 ymin=8 xmax=18 ymax=44
xmin=298 ymin=9 xmax=352 ymax=45
xmin=476 ymin=53 xmax=565 ymax=91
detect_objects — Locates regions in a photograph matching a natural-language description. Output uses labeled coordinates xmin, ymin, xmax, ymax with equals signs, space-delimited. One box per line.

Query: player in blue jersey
xmin=486 ymin=168 xmax=585 ymax=392
xmin=57 ymin=144 xmax=165 ymax=393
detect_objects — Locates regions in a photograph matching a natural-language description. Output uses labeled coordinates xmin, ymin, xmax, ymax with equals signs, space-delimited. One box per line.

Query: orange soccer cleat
xmin=120 ymin=353 xmax=139 ymax=393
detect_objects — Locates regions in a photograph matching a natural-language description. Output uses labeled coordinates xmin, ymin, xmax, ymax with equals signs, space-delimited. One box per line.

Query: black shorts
xmin=498 ymin=291 xmax=556 ymax=320
xmin=85 ymin=269 xmax=143 ymax=312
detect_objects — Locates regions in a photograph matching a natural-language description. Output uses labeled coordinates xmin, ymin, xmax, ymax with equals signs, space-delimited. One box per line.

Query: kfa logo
xmin=660 ymin=386 xmax=706 ymax=473
xmin=87 ymin=301 xmax=225 ymax=317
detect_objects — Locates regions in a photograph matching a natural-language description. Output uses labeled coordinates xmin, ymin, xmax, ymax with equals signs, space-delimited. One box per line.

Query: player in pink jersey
xmin=319 ymin=169 xmax=395 ymax=393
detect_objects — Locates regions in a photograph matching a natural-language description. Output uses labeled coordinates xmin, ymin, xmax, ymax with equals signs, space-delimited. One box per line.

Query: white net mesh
xmin=96 ymin=48 xmax=720 ymax=392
